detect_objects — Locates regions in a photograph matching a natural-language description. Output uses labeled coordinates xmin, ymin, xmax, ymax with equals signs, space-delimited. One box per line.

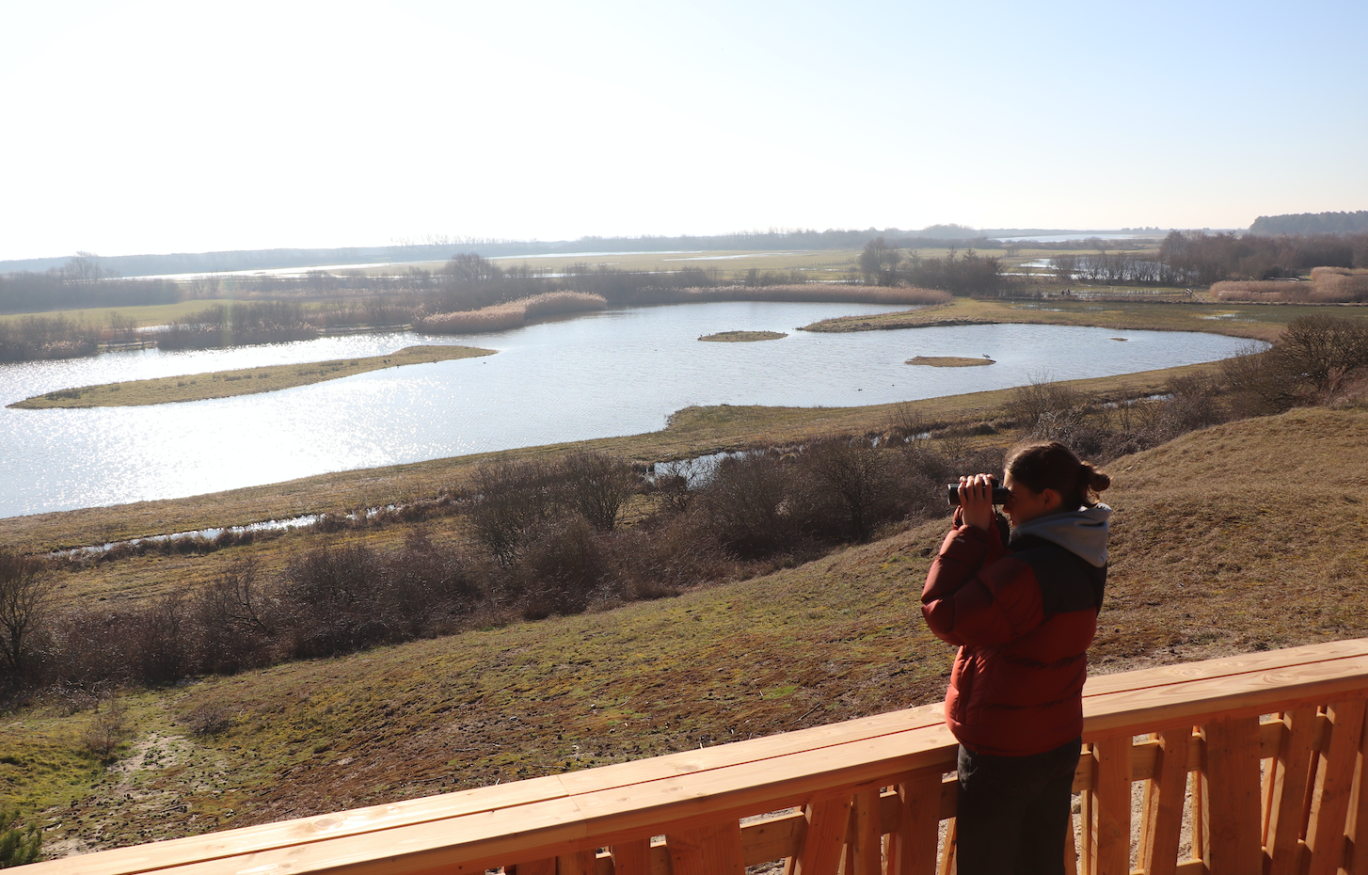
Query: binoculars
xmin=946 ymin=479 xmax=1012 ymax=506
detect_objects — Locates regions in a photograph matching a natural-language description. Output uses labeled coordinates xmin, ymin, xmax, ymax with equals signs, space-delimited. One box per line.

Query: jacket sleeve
xmin=921 ymin=512 xmax=1045 ymax=647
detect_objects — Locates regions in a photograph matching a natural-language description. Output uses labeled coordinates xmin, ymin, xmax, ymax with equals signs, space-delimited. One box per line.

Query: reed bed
xmin=414 ymin=292 xmax=607 ymax=334
xmin=1213 ymin=269 xmax=1368 ymax=303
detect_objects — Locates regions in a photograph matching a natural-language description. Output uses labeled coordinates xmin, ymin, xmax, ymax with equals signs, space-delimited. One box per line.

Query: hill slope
xmin=6 ymin=407 xmax=1368 ymax=856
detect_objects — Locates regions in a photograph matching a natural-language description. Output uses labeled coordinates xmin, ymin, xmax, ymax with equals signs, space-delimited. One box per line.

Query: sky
xmin=2 ymin=0 xmax=1365 ymax=261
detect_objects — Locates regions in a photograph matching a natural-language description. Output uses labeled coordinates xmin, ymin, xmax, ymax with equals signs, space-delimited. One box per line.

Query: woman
xmin=921 ymin=440 xmax=1111 ymax=874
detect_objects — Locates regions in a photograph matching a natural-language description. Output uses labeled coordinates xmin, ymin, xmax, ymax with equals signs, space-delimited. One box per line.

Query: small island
xmin=9 ymin=345 xmax=497 ymax=409
xmin=906 ymin=355 xmax=995 ymax=367
xmin=698 ymin=330 xmax=787 ymax=343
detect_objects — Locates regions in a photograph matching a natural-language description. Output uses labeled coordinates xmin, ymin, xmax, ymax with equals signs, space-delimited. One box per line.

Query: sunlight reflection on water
xmin=0 ymin=302 xmax=1258 ymax=518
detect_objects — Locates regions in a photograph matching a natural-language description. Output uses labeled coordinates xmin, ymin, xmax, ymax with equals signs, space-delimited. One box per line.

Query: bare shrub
xmin=1007 ymin=375 xmax=1087 ymax=434
xmin=793 ymin=437 xmax=899 ymax=542
xmin=192 ymin=557 xmax=277 ymax=674
xmin=697 ymin=453 xmax=796 ymax=558
xmin=182 ymin=701 xmax=236 ymax=737
xmin=469 ymin=459 xmax=560 ymax=566
xmin=560 ymin=451 xmax=638 ymax=531
xmin=514 ymin=517 xmax=606 ymax=620
xmin=650 ymin=458 xmax=703 ymax=515
xmin=283 ymin=543 xmax=390 ymax=658
xmin=83 ymin=697 xmax=132 ymax=764
xmin=126 ymin=592 xmax=191 ymax=686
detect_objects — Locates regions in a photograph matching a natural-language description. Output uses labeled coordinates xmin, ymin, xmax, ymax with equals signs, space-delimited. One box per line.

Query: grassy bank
xmin=8 ymin=346 xmax=496 ymax=409
xmin=802 ymin=297 xmax=1368 ymax=343
xmin=4 ymin=406 xmax=1366 ymax=856
xmin=907 ymin=356 xmax=993 ymax=367
xmin=699 ymin=331 xmax=787 ymax=342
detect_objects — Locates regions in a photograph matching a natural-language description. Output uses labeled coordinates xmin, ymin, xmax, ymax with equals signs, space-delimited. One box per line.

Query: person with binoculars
xmin=921 ymin=441 xmax=1112 ymax=874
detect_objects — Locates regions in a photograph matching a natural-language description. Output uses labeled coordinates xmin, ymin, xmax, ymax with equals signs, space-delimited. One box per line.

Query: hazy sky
xmin=2 ymin=0 xmax=1364 ymax=261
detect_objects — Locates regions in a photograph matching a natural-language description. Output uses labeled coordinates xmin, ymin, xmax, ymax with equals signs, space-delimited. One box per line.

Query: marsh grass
xmin=7 ymin=346 xmax=496 ymax=409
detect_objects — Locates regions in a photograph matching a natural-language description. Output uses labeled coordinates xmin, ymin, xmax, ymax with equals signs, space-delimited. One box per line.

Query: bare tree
xmin=0 ymin=550 xmax=49 ymax=679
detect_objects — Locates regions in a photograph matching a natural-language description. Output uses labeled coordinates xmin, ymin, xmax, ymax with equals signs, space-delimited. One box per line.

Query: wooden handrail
xmin=28 ymin=638 xmax=1368 ymax=875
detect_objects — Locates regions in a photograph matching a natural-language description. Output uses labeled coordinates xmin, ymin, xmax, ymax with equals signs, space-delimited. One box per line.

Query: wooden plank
xmin=785 ymin=795 xmax=851 ymax=875
xmin=936 ymin=819 xmax=955 ymax=875
xmin=889 ymin=771 xmax=943 ymax=875
xmin=1081 ymin=640 xmax=1368 ymax=701
xmin=1139 ymin=728 xmax=1191 ymax=875
xmin=559 ymin=850 xmax=597 ymax=875
xmin=1306 ymin=699 xmax=1366 ymax=875
xmin=1081 ymin=744 xmax=1096 ymax=875
xmin=666 ymin=822 xmax=745 ymax=875
xmin=609 ymin=840 xmax=652 ymax=875
xmin=1090 ymin=735 xmax=1132 ymax=875
xmin=1349 ymin=707 xmax=1368 ymax=875
xmin=1200 ymin=716 xmax=1263 ymax=875
xmin=1266 ymin=708 xmax=1318 ymax=875
xmin=510 ymin=858 xmax=558 ymax=875
xmin=1084 ymin=654 xmax=1368 ymax=738
xmin=740 ymin=810 xmax=804 ymax=868
xmin=849 ymin=786 xmax=881 ymax=875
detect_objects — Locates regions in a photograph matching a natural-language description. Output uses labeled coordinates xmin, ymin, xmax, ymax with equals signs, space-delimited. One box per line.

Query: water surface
xmin=0 ymin=301 xmax=1255 ymax=518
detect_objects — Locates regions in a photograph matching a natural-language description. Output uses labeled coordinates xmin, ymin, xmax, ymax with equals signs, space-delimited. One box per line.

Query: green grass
xmin=0 ymin=299 xmax=250 ymax=329
xmin=7 ymin=346 xmax=496 ymax=409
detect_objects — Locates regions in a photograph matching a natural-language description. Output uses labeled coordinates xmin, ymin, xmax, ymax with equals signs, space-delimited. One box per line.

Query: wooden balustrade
xmin=29 ymin=638 xmax=1368 ymax=875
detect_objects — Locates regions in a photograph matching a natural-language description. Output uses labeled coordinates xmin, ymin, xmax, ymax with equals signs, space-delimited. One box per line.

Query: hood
xmin=1009 ymin=503 xmax=1112 ymax=568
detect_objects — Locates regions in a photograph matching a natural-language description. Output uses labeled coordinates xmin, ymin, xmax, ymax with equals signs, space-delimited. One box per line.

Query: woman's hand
xmin=957 ymin=474 xmax=996 ymax=532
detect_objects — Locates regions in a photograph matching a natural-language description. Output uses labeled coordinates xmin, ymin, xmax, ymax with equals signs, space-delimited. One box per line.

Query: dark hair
xmin=1004 ymin=441 xmax=1111 ymax=509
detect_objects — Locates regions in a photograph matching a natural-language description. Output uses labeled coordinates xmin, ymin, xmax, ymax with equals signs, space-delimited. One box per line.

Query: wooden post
xmin=848 ymin=787 xmax=881 ymax=875
xmin=786 ymin=794 xmax=852 ymax=875
xmin=667 ymin=822 xmax=745 ymax=875
xmin=1266 ymin=708 xmax=1319 ymax=875
xmin=889 ymin=772 xmax=943 ymax=875
xmin=1138 ymin=728 xmax=1191 ymax=875
xmin=1349 ymin=704 xmax=1368 ymax=875
xmin=1306 ymin=699 xmax=1366 ymax=875
xmin=1087 ymin=735 xmax=1132 ymax=875
xmin=1201 ymin=716 xmax=1264 ymax=875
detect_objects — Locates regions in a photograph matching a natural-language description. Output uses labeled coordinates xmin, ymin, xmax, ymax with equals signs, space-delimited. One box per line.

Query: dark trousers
xmin=955 ymin=737 xmax=1082 ymax=875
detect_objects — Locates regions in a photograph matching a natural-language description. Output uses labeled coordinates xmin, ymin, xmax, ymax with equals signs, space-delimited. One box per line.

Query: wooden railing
xmin=30 ymin=638 xmax=1368 ymax=875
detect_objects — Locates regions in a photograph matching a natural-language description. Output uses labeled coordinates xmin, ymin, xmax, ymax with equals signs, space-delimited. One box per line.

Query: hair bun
xmin=1083 ymin=462 xmax=1111 ymax=493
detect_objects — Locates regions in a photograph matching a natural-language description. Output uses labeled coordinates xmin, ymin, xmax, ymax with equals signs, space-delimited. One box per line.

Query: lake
xmin=0 ymin=301 xmax=1257 ymax=519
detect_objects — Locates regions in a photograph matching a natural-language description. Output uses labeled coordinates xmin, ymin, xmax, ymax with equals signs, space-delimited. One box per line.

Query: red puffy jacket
xmin=921 ymin=507 xmax=1109 ymax=756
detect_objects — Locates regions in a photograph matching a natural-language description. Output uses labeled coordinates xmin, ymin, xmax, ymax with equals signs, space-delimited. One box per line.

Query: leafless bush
xmin=469 ymin=459 xmax=561 ymax=566
xmin=514 ymin=517 xmax=606 ymax=620
xmin=650 ymin=458 xmax=704 ymax=515
xmin=793 ymin=437 xmax=899 ymax=542
xmin=126 ymin=592 xmax=191 ymax=686
xmin=697 ymin=453 xmax=797 ymax=558
xmin=182 ymin=701 xmax=236 ymax=736
xmin=1007 ymin=375 xmax=1088 ymax=434
xmin=83 ymin=697 xmax=131 ymax=764
xmin=560 ymin=451 xmax=638 ymax=531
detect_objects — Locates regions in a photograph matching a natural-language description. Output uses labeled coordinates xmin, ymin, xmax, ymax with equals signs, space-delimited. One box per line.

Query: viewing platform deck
xmin=29 ymin=638 xmax=1368 ymax=875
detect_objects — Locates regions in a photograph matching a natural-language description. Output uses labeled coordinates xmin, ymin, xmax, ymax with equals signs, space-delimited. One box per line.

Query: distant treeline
xmin=0 ymin=226 xmax=1139 ymax=279
xmin=858 ymin=238 xmax=1005 ymax=293
xmin=1250 ymin=211 xmax=1368 ymax=236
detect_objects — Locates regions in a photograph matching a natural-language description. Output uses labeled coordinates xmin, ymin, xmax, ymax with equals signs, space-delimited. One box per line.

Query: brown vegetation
xmin=414 ymin=292 xmax=607 ymax=335
xmin=1212 ymin=267 xmax=1368 ymax=303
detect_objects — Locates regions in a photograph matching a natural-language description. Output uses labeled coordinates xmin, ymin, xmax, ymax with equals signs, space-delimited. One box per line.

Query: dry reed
xmin=416 ymin=292 xmax=608 ymax=334
xmin=1213 ymin=269 xmax=1368 ymax=304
